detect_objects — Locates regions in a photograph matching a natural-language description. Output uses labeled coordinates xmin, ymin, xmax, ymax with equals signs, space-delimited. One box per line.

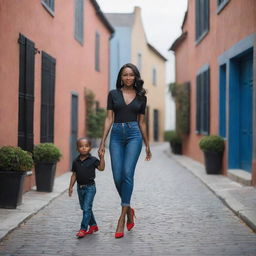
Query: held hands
xmin=68 ymin=187 xmax=73 ymax=197
xmin=145 ymin=146 xmax=152 ymax=161
xmin=98 ymin=144 xmax=105 ymax=158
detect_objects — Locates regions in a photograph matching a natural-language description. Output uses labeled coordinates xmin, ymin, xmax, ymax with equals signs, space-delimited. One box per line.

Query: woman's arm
xmin=98 ymin=110 xmax=114 ymax=155
xmin=138 ymin=114 xmax=152 ymax=161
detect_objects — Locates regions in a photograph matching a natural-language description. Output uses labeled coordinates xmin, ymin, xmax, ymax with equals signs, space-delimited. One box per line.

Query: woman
xmin=98 ymin=63 xmax=152 ymax=238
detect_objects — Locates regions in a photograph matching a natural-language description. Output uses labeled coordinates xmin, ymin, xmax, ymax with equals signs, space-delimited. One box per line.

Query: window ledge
xmin=41 ymin=1 xmax=55 ymax=17
xmin=195 ymin=30 xmax=209 ymax=46
xmin=217 ymin=0 xmax=230 ymax=15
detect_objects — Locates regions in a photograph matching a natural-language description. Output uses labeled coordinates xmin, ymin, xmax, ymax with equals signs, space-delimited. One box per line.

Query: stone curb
xmin=0 ymin=172 xmax=70 ymax=242
xmin=164 ymin=149 xmax=256 ymax=233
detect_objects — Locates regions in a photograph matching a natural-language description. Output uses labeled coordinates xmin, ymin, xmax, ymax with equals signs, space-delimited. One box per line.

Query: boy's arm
xmin=68 ymin=172 xmax=77 ymax=197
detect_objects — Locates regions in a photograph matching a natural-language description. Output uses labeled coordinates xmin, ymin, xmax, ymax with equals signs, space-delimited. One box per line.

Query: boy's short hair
xmin=76 ymin=137 xmax=92 ymax=147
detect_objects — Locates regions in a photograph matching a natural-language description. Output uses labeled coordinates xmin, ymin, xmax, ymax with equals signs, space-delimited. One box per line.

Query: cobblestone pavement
xmin=0 ymin=144 xmax=256 ymax=256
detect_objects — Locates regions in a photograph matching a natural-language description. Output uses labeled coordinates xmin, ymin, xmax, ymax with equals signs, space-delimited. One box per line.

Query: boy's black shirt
xmin=71 ymin=153 xmax=100 ymax=185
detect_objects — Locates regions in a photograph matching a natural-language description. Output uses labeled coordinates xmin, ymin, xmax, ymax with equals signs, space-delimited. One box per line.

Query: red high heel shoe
xmin=87 ymin=225 xmax=99 ymax=234
xmin=115 ymin=232 xmax=124 ymax=238
xmin=126 ymin=208 xmax=135 ymax=231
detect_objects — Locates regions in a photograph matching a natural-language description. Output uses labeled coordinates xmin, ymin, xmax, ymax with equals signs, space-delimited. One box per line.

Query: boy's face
xmin=77 ymin=139 xmax=91 ymax=156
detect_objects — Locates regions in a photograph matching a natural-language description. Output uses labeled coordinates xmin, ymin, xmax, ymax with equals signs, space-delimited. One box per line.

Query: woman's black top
xmin=107 ymin=89 xmax=147 ymax=123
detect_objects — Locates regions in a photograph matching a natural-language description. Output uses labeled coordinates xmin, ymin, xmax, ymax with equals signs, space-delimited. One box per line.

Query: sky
xmin=96 ymin=0 xmax=188 ymax=83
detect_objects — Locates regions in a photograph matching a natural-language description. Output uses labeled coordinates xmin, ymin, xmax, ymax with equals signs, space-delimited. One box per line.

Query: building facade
xmin=0 ymin=0 xmax=113 ymax=191
xmin=170 ymin=0 xmax=256 ymax=185
xmin=106 ymin=7 xmax=167 ymax=142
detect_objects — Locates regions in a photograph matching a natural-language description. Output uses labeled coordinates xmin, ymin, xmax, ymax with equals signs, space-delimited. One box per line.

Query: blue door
xmin=239 ymin=53 xmax=253 ymax=172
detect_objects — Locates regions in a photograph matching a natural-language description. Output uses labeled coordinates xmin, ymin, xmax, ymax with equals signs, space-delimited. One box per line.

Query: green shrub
xmin=33 ymin=143 xmax=62 ymax=163
xmin=85 ymin=90 xmax=106 ymax=138
xmin=199 ymin=135 xmax=225 ymax=153
xmin=0 ymin=146 xmax=33 ymax=171
xmin=164 ymin=130 xmax=182 ymax=144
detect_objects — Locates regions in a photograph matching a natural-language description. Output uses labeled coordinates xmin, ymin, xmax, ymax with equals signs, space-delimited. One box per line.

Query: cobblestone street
xmin=0 ymin=144 xmax=256 ymax=256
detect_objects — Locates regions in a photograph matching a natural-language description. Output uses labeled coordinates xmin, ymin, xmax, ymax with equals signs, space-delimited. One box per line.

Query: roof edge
xmin=147 ymin=43 xmax=167 ymax=61
xmin=169 ymin=32 xmax=187 ymax=51
xmin=90 ymin=0 xmax=115 ymax=34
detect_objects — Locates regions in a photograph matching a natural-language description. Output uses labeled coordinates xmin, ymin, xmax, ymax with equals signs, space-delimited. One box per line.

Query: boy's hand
xmin=68 ymin=187 xmax=73 ymax=197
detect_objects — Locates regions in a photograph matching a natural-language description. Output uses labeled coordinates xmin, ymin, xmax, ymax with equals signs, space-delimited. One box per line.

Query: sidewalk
xmin=164 ymin=146 xmax=256 ymax=233
xmin=0 ymin=143 xmax=255 ymax=243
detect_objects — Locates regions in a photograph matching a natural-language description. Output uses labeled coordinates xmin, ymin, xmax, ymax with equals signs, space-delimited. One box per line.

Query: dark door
xmin=153 ymin=109 xmax=159 ymax=141
xmin=70 ymin=93 xmax=78 ymax=165
xmin=41 ymin=52 xmax=56 ymax=143
xmin=239 ymin=53 xmax=253 ymax=172
xmin=18 ymin=34 xmax=35 ymax=152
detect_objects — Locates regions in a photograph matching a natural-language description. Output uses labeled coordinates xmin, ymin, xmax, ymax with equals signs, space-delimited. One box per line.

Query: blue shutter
xmin=75 ymin=0 xmax=84 ymax=44
xmin=95 ymin=32 xmax=100 ymax=71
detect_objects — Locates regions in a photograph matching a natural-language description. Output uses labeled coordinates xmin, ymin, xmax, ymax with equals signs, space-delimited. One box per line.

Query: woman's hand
xmin=98 ymin=143 xmax=105 ymax=157
xmin=145 ymin=146 xmax=152 ymax=161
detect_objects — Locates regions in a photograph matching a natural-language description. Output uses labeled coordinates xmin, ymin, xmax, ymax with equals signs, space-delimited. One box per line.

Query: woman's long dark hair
xmin=116 ymin=63 xmax=146 ymax=97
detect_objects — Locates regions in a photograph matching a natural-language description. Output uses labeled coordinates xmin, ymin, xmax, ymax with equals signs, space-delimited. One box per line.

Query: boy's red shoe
xmin=87 ymin=225 xmax=99 ymax=234
xmin=76 ymin=229 xmax=87 ymax=238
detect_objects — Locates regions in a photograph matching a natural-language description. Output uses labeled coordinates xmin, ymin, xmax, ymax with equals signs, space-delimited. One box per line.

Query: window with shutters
xmin=217 ymin=0 xmax=230 ymax=14
xmin=75 ymin=0 xmax=84 ymax=45
xmin=196 ymin=67 xmax=210 ymax=134
xmin=41 ymin=0 xmax=55 ymax=15
xmin=41 ymin=52 xmax=56 ymax=143
xmin=18 ymin=34 xmax=35 ymax=152
xmin=152 ymin=68 xmax=157 ymax=86
xmin=195 ymin=0 xmax=209 ymax=43
xmin=95 ymin=32 xmax=100 ymax=71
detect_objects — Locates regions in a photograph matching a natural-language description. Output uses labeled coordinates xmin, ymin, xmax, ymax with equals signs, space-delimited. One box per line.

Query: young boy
xmin=69 ymin=137 xmax=105 ymax=238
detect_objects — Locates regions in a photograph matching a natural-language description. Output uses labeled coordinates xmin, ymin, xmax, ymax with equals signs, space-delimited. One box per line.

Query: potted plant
xmin=164 ymin=130 xmax=182 ymax=155
xmin=33 ymin=143 xmax=62 ymax=192
xmin=199 ymin=135 xmax=225 ymax=174
xmin=0 ymin=146 xmax=33 ymax=208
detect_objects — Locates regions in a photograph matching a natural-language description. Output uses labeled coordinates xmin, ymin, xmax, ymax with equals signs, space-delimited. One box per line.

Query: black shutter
xmin=205 ymin=68 xmax=210 ymax=134
xmin=41 ymin=52 xmax=56 ymax=143
xmin=18 ymin=34 xmax=35 ymax=152
xmin=196 ymin=75 xmax=201 ymax=132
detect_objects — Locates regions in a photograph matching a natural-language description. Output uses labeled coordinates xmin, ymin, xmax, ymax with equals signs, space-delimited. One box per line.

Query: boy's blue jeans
xmin=77 ymin=184 xmax=97 ymax=231
xmin=109 ymin=121 xmax=142 ymax=206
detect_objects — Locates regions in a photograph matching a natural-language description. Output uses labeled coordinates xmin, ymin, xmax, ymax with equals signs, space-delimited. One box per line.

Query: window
xmin=95 ymin=32 xmax=100 ymax=71
xmin=152 ymin=68 xmax=157 ymax=86
xmin=41 ymin=52 xmax=56 ymax=143
xmin=75 ymin=0 xmax=84 ymax=44
xmin=195 ymin=0 xmax=209 ymax=42
xmin=41 ymin=0 xmax=55 ymax=15
xmin=196 ymin=66 xmax=210 ymax=134
xmin=137 ymin=53 xmax=142 ymax=72
xmin=219 ymin=64 xmax=226 ymax=137
xmin=217 ymin=0 xmax=230 ymax=14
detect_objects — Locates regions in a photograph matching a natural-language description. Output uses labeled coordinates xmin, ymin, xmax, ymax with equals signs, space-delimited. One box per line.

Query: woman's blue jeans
xmin=77 ymin=184 xmax=97 ymax=231
xmin=109 ymin=121 xmax=143 ymax=206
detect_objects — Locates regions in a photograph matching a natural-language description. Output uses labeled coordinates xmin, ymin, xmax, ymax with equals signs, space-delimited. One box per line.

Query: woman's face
xmin=121 ymin=67 xmax=135 ymax=87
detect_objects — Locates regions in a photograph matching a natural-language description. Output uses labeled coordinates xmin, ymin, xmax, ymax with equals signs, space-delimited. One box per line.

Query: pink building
xmin=0 ymin=0 xmax=114 ymax=191
xmin=170 ymin=0 xmax=256 ymax=185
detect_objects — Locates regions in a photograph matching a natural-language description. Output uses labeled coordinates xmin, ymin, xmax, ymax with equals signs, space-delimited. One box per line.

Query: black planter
xmin=170 ymin=142 xmax=182 ymax=155
xmin=35 ymin=163 xmax=56 ymax=192
xmin=0 ymin=170 xmax=26 ymax=209
xmin=203 ymin=151 xmax=223 ymax=174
